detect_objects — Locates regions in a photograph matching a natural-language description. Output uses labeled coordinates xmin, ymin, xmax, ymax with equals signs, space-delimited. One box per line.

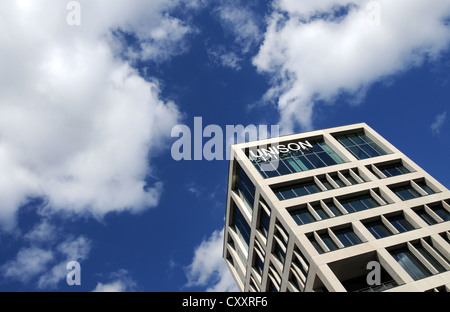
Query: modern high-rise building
xmin=223 ymin=123 xmax=450 ymax=292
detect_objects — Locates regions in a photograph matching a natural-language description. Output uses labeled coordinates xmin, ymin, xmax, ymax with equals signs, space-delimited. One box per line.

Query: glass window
xmin=415 ymin=181 xmax=435 ymax=195
xmin=326 ymin=202 xmax=343 ymax=217
xmin=359 ymin=143 xmax=381 ymax=158
xmin=360 ymin=196 xmax=379 ymax=209
xmin=292 ymin=186 xmax=310 ymax=197
xmin=334 ymin=227 xmax=362 ymax=247
xmin=253 ymin=252 xmax=265 ymax=276
xmin=378 ymin=162 xmax=410 ymax=178
xmin=348 ymin=145 xmax=370 ymax=160
xmin=391 ymin=184 xmax=422 ymax=201
xmin=258 ymin=208 xmax=270 ymax=238
xmin=391 ymin=248 xmax=432 ymax=281
xmin=305 ymin=183 xmax=321 ymax=194
xmin=330 ymin=174 xmax=345 ymax=187
xmin=267 ymin=279 xmax=279 ymax=292
xmin=336 ymin=132 xmax=387 ymax=160
xmin=430 ymin=204 xmax=450 ymax=221
xmin=276 ymin=187 xmax=296 ymax=200
xmin=312 ymin=204 xmax=330 ymax=220
xmin=286 ymin=158 xmax=303 ymax=173
xmin=305 ymin=153 xmax=326 ymax=169
xmin=273 ymin=180 xmax=321 ymax=201
xmin=315 ymin=152 xmax=335 ymax=166
xmin=343 ymin=172 xmax=358 ymax=185
xmin=319 ymin=178 xmax=333 ymax=190
xmin=415 ymin=208 xmax=438 ymax=225
xmin=277 ymin=159 xmax=294 ymax=175
xmin=413 ymin=243 xmax=446 ymax=274
xmin=251 ymin=140 xmax=345 ymax=179
xmin=319 ymin=233 xmax=338 ymax=252
xmin=291 ymin=208 xmax=316 ymax=225
xmin=387 ymin=215 xmax=414 ymax=233
xmin=232 ymin=205 xmax=251 ymax=252
xmin=256 ymin=161 xmax=278 ymax=179
xmin=294 ymin=155 xmax=315 ymax=170
xmin=319 ymin=142 xmax=344 ymax=164
xmin=236 ymin=166 xmax=256 ymax=212
xmin=273 ymin=242 xmax=286 ymax=265
xmin=365 ymin=220 xmax=392 ymax=239
xmin=339 ymin=136 xmax=356 ymax=148
xmin=340 ymin=194 xmax=380 ymax=213
xmin=310 ymin=238 xmax=324 ymax=254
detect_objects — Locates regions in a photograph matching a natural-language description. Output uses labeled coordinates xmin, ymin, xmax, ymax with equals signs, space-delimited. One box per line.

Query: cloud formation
xmin=253 ymin=0 xmax=450 ymax=132
xmin=431 ymin=111 xmax=448 ymax=135
xmin=185 ymin=229 xmax=238 ymax=292
xmin=92 ymin=269 xmax=137 ymax=292
xmin=0 ymin=1 xmax=196 ymax=230
xmin=1 ymin=231 xmax=91 ymax=289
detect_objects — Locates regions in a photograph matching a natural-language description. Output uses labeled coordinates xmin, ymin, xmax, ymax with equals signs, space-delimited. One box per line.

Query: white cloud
xmin=1 ymin=234 xmax=91 ymax=289
xmin=214 ymin=0 xmax=263 ymax=54
xmin=92 ymin=269 xmax=137 ymax=292
xmin=37 ymin=236 xmax=91 ymax=289
xmin=217 ymin=1 xmax=262 ymax=50
xmin=93 ymin=281 xmax=127 ymax=292
xmin=186 ymin=182 xmax=202 ymax=198
xmin=207 ymin=46 xmax=243 ymax=71
xmin=1 ymin=247 xmax=54 ymax=283
xmin=185 ymin=229 xmax=239 ymax=292
xmin=431 ymin=111 xmax=448 ymax=135
xmin=253 ymin=0 xmax=450 ymax=132
xmin=24 ymin=219 xmax=58 ymax=244
xmin=0 ymin=1 xmax=194 ymax=230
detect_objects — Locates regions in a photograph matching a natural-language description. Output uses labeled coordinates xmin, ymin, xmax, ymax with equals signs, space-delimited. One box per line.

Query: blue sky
xmin=0 ymin=0 xmax=449 ymax=292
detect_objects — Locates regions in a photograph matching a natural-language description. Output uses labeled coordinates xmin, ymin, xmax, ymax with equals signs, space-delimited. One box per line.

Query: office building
xmin=223 ymin=123 xmax=450 ymax=292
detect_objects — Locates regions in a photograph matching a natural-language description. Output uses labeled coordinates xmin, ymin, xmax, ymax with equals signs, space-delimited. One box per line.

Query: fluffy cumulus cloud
xmin=185 ymin=229 xmax=239 ymax=292
xmin=253 ymin=0 xmax=450 ymax=132
xmin=206 ymin=0 xmax=263 ymax=71
xmin=214 ymin=0 xmax=263 ymax=54
xmin=1 ymin=247 xmax=54 ymax=283
xmin=37 ymin=236 xmax=92 ymax=289
xmin=1 ymin=232 xmax=91 ymax=288
xmin=92 ymin=269 xmax=137 ymax=292
xmin=0 ymin=1 xmax=200 ymax=230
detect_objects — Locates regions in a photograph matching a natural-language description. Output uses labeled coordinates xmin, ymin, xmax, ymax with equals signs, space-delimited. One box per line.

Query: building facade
xmin=223 ymin=123 xmax=450 ymax=292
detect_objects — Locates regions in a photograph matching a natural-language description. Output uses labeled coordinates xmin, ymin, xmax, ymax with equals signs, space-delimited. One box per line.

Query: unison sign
xmin=249 ymin=141 xmax=313 ymax=162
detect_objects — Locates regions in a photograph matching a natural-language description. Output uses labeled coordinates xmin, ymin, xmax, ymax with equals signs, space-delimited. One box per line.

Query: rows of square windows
xmin=229 ymin=164 xmax=449 ymax=291
xmin=290 ymin=189 xmax=387 ymax=226
xmin=271 ymin=158 xmax=419 ymax=203
xmin=228 ymin=197 xmax=450 ymax=292
xmin=367 ymin=160 xmax=413 ymax=179
xmin=363 ymin=212 xmax=416 ymax=239
xmin=305 ymin=233 xmax=450 ymax=290
xmin=249 ymin=201 xmax=312 ymax=293
xmin=389 ymin=179 xmax=437 ymax=201
xmin=228 ymin=196 xmax=296 ymax=292
xmin=250 ymin=130 xmax=390 ymax=179
xmin=303 ymin=200 xmax=449 ymax=254
xmin=319 ymin=232 xmax=450 ymax=292
xmin=389 ymin=236 xmax=450 ymax=282
xmin=288 ymin=178 xmax=441 ymax=227
xmin=235 ymin=156 xmax=430 ymax=234
xmin=307 ymin=224 xmax=363 ymax=254
xmin=335 ymin=132 xmax=387 ymax=160
xmin=272 ymin=168 xmax=367 ymax=201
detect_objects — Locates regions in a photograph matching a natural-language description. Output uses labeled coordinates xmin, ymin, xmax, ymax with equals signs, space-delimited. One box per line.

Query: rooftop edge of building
xmin=230 ymin=122 xmax=371 ymax=150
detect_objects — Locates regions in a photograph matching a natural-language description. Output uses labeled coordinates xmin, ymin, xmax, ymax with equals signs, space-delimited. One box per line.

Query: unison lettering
xmin=249 ymin=141 xmax=313 ymax=162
